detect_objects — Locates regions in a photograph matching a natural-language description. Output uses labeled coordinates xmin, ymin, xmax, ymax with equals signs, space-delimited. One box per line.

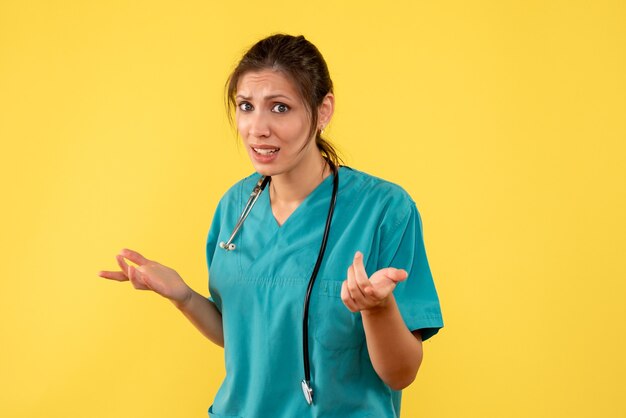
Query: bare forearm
xmin=361 ymin=295 xmax=423 ymax=390
xmin=173 ymin=289 xmax=224 ymax=347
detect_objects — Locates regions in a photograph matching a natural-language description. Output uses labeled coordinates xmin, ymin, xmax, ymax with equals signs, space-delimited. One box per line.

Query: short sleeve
xmin=377 ymin=199 xmax=444 ymax=341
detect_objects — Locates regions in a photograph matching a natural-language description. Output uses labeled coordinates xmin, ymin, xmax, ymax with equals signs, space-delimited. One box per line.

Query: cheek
xmin=278 ymin=117 xmax=310 ymax=143
xmin=235 ymin=116 xmax=249 ymax=138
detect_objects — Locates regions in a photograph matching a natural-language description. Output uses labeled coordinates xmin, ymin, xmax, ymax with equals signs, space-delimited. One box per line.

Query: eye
xmin=272 ymin=103 xmax=289 ymax=113
xmin=238 ymin=102 xmax=253 ymax=112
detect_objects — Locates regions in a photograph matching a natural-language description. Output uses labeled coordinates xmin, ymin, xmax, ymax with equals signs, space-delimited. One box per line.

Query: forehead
xmin=236 ymin=69 xmax=300 ymax=98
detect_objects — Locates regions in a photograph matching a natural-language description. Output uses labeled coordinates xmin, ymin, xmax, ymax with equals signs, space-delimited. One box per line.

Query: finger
xmin=381 ymin=268 xmax=408 ymax=283
xmin=352 ymin=251 xmax=375 ymax=297
xmin=368 ymin=268 xmax=408 ymax=300
xmin=346 ymin=262 xmax=367 ymax=305
xmin=128 ymin=265 xmax=149 ymax=290
xmin=341 ymin=280 xmax=358 ymax=312
xmin=136 ymin=265 xmax=154 ymax=288
xmin=116 ymin=254 xmax=130 ymax=276
xmin=98 ymin=270 xmax=128 ymax=281
xmin=119 ymin=248 xmax=150 ymax=266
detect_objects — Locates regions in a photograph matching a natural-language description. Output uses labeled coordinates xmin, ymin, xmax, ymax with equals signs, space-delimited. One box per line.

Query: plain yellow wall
xmin=1 ymin=1 xmax=625 ymax=417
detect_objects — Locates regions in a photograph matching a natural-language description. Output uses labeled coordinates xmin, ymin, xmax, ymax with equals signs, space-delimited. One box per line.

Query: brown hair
xmin=225 ymin=34 xmax=342 ymax=167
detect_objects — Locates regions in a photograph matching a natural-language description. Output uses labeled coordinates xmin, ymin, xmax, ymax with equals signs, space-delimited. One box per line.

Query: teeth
xmin=253 ymin=147 xmax=279 ymax=155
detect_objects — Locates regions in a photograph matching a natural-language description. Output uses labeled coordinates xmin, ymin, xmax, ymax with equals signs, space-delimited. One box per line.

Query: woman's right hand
xmin=98 ymin=248 xmax=193 ymax=308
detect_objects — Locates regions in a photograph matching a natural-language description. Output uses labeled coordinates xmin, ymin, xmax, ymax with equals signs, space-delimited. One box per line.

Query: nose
xmin=247 ymin=111 xmax=271 ymax=138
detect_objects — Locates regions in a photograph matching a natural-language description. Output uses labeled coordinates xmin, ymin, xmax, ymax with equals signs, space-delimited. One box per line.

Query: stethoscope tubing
xmin=301 ymin=165 xmax=339 ymax=404
xmin=219 ymin=176 xmax=270 ymax=251
xmin=219 ymin=163 xmax=339 ymax=405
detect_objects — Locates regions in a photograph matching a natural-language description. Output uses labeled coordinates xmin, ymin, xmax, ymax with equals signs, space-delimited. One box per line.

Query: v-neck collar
xmin=260 ymin=168 xmax=339 ymax=230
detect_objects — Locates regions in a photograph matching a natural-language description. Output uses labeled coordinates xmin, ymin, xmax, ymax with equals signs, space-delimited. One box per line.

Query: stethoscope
xmin=219 ymin=163 xmax=339 ymax=406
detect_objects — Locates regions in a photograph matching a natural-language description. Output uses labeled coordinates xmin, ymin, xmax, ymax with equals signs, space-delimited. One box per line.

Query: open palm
xmin=98 ymin=248 xmax=192 ymax=306
xmin=340 ymin=251 xmax=408 ymax=313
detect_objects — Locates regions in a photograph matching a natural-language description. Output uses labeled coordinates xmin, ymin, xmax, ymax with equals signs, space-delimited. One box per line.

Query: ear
xmin=317 ymin=93 xmax=335 ymax=130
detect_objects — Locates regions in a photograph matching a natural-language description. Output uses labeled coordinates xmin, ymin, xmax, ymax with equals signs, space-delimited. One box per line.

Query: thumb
xmin=129 ymin=265 xmax=150 ymax=289
xmin=382 ymin=268 xmax=408 ymax=283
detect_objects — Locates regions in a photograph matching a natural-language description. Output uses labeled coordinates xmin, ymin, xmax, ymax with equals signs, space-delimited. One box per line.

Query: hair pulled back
xmin=226 ymin=34 xmax=341 ymax=167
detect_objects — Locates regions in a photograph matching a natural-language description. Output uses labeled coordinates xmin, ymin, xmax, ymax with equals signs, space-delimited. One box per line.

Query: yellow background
xmin=1 ymin=1 xmax=625 ymax=417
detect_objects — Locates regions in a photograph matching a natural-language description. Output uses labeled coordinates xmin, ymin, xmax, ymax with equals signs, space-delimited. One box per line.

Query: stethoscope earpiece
xmin=219 ymin=176 xmax=270 ymax=252
xmin=219 ymin=242 xmax=236 ymax=251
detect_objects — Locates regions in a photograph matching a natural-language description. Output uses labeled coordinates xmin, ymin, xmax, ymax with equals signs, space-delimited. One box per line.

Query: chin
xmin=250 ymin=162 xmax=281 ymax=177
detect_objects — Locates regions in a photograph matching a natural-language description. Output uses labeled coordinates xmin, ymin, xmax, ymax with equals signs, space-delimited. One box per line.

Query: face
xmin=235 ymin=69 xmax=324 ymax=178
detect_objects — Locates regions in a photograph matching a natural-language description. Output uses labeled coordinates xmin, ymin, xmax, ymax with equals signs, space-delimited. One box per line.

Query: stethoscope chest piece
xmin=301 ymin=379 xmax=313 ymax=405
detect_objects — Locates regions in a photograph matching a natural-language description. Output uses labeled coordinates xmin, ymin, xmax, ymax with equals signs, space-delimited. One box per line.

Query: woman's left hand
xmin=340 ymin=251 xmax=408 ymax=313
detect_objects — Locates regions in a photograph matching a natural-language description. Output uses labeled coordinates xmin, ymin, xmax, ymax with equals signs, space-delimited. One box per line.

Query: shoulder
xmin=218 ymin=172 xmax=263 ymax=205
xmin=208 ymin=172 xmax=262 ymax=237
xmin=339 ymin=166 xmax=416 ymax=216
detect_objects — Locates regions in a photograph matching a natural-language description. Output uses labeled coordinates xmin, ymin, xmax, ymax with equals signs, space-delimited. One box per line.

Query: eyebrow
xmin=235 ymin=94 xmax=293 ymax=101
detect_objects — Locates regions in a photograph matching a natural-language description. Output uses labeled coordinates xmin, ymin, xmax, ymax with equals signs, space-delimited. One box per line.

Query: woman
xmin=99 ymin=34 xmax=443 ymax=418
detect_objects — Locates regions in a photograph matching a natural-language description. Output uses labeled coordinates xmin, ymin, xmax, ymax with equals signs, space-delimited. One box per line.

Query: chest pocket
xmin=313 ymin=280 xmax=366 ymax=350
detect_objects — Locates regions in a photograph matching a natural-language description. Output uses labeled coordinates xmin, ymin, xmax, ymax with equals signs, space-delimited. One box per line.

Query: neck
xmin=270 ymin=152 xmax=331 ymax=205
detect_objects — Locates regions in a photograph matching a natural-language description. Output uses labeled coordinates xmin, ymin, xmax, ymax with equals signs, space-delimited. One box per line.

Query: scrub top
xmin=206 ymin=166 xmax=443 ymax=418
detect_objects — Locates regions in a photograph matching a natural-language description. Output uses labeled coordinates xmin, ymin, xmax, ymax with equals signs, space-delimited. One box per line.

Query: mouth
xmin=252 ymin=146 xmax=280 ymax=156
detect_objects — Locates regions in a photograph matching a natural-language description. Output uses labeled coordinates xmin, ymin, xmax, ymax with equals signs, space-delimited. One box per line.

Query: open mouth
xmin=252 ymin=147 xmax=280 ymax=156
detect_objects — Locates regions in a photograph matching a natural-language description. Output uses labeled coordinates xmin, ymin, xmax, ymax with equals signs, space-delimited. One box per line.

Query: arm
xmin=361 ymin=297 xmax=423 ymax=390
xmin=174 ymin=288 xmax=224 ymax=347
xmin=99 ymin=248 xmax=224 ymax=347
xmin=341 ymin=252 xmax=422 ymax=390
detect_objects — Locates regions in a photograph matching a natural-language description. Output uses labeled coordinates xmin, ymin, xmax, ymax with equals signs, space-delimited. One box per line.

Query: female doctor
xmin=99 ymin=34 xmax=443 ymax=418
